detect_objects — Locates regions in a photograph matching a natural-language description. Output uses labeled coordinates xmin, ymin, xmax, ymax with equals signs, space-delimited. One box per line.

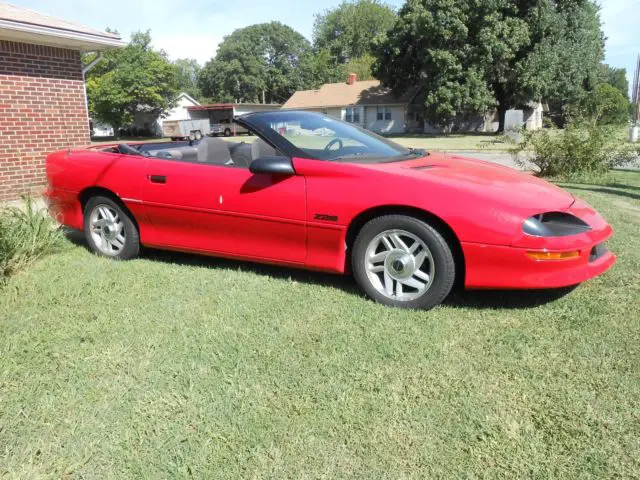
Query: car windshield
xmin=243 ymin=111 xmax=414 ymax=162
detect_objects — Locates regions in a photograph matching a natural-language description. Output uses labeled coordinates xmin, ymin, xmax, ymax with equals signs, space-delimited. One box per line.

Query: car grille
xmin=589 ymin=243 xmax=608 ymax=262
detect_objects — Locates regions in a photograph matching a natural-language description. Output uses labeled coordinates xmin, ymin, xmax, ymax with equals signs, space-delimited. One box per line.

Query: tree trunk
xmin=497 ymin=103 xmax=508 ymax=133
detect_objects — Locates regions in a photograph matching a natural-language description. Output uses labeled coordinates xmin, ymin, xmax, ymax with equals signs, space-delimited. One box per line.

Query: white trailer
xmin=162 ymin=119 xmax=211 ymax=141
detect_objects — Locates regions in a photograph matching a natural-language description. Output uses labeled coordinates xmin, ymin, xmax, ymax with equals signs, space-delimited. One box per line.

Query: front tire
xmin=352 ymin=215 xmax=455 ymax=309
xmin=83 ymin=196 xmax=140 ymax=260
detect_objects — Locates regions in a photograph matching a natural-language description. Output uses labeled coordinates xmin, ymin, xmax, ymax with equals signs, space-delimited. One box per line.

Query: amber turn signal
xmin=527 ymin=250 xmax=581 ymax=261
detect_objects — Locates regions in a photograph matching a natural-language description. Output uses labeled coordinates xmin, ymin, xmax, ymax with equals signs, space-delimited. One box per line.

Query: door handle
xmin=148 ymin=175 xmax=166 ymax=184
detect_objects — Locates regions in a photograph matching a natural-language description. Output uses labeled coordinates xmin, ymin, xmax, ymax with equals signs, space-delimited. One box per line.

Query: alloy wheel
xmin=364 ymin=229 xmax=435 ymax=301
xmin=89 ymin=204 xmax=126 ymax=256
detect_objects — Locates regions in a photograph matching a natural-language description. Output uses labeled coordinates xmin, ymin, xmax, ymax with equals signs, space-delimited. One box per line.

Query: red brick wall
xmin=0 ymin=40 xmax=90 ymax=201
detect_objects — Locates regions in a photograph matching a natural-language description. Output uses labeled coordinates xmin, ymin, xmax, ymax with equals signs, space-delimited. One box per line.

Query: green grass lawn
xmin=2 ymin=172 xmax=640 ymax=478
xmin=390 ymin=133 xmax=509 ymax=151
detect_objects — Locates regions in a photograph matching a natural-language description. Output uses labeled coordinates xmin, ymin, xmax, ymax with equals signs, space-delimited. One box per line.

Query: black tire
xmin=224 ymin=128 xmax=231 ymax=137
xmin=194 ymin=130 xmax=203 ymax=141
xmin=83 ymin=195 xmax=140 ymax=260
xmin=352 ymin=215 xmax=456 ymax=310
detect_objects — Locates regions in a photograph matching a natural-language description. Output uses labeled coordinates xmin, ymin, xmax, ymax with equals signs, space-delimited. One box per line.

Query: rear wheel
xmin=352 ymin=215 xmax=455 ymax=309
xmin=194 ymin=130 xmax=203 ymax=141
xmin=83 ymin=196 xmax=140 ymax=260
xmin=224 ymin=128 xmax=231 ymax=137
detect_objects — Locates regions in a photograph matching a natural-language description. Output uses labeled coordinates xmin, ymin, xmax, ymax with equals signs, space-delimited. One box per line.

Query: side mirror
xmin=249 ymin=156 xmax=295 ymax=175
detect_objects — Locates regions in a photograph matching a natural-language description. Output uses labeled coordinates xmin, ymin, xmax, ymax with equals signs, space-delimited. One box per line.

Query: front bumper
xmin=462 ymin=198 xmax=616 ymax=289
xmin=462 ymin=241 xmax=615 ymax=289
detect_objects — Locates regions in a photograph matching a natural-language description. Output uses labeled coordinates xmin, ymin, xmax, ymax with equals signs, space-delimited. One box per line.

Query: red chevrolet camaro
xmin=45 ymin=110 xmax=615 ymax=309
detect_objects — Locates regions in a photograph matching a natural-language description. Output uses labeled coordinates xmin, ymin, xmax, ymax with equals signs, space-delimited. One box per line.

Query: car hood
xmin=364 ymin=152 xmax=575 ymax=212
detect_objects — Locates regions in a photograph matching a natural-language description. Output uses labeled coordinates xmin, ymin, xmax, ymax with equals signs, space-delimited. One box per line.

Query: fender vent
xmin=589 ymin=243 xmax=608 ymax=262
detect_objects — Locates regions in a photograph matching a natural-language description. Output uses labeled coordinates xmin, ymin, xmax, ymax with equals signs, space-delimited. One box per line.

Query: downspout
xmin=82 ymin=52 xmax=104 ymax=137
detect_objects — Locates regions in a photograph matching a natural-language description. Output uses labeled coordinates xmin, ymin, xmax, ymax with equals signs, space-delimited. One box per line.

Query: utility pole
xmin=631 ymin=54 xmax=639 ymax=142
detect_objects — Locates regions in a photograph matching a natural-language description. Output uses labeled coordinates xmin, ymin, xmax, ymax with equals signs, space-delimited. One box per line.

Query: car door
xmin=140 ymin=154 xmax=306 ymax=265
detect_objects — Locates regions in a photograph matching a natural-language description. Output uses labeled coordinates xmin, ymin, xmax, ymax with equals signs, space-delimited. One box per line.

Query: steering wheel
xmin=117 ymin=144 xmax=149 ymax=157
xmin=324 ymin=138 xmax=343 ymax=153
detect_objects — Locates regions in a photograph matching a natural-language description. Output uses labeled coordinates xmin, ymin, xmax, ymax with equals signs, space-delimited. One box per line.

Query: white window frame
xmin=377 ymin=106 xmax=392 ymax=121
xmin=345 ymin=106 xmax=360 ymax=123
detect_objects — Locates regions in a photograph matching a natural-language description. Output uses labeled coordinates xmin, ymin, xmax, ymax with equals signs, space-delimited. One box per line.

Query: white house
xmin=132 ymin=92 xmax=200 ymax=136
xmin=283 ymin=74 xmax=545 ymax=134
xmin=282 ymin=73 xmax=422 ymax=135
xmin=92 ymin=92 xmax=201 ymax=137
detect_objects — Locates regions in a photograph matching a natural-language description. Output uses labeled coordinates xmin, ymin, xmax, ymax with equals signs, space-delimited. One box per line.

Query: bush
xmin=510 ymin=122 xmax=640 ymax=180
xmin=0 ymin=198 xmax=62 ymax=282
xmin=569 ymin=84 xmax=631 ymax=126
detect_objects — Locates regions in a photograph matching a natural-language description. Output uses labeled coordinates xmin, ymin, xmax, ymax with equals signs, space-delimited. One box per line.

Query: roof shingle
xmin=283 ymin=80 xmax=420 ymax=109
xmin=0 ymin=3 xmax=120 ymax=39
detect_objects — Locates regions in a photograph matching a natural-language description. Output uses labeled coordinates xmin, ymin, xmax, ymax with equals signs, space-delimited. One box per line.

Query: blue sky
xmin=11 ymin=0 xmax=639 ymax=90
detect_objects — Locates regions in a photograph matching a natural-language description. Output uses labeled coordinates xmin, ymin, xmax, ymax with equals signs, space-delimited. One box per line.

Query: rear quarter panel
xmin=46 ymin=148 xmax=147 ymax=233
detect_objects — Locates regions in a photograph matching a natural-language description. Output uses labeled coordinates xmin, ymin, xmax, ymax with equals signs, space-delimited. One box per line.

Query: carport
xmin=187 ymin=103 xmax=281 ymax=136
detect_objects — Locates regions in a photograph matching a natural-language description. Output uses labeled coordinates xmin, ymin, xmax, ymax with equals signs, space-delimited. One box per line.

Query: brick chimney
xmin=347 ymin=72 xmax=357 ymax=85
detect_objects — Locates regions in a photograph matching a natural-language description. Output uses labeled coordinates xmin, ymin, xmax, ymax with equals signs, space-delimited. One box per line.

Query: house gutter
xmin=82 ymin=52 xmax=104 ymax=75
xmin=82 ymin=52 xmax=105 ymax=140
xmin=0 ymin=19 xmax=126 ymax=49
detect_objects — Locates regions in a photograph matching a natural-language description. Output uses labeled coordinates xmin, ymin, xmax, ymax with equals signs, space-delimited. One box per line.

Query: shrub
xmin=0 ymin=198 xmax=62 ymax=282
xmin=510 ymin=122 xmax=640 ymax=180
xmin=569 ymin=83 xmax=631 ymax=126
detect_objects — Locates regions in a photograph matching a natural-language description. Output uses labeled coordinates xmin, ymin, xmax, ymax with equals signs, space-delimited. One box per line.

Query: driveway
xmin=448 ymin=151 xmax=523 ymax=170
xmin=450 ymin=151 xmax=639 ymax=172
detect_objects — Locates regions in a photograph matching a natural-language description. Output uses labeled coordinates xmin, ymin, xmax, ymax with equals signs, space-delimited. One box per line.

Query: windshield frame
xmin=235 ymin=110 xmax=413 ymax=162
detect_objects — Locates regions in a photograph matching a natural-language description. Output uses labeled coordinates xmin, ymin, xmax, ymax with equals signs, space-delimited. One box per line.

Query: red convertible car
xmin=45 ymin=111 xmax=615 ymax=309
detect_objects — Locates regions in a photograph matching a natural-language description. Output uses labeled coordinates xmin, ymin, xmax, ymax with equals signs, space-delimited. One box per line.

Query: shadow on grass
xmin=612 ymin=168 xmax=640 ymax=174
xmin=559 ymin=185 xmax=640 ymax=201
xmin=64 ymin=228 xmax=574 ymax=310
xmin=606 ymin=183 xmax=640 ymax=192
xmin=445 ymin=287 xmax=576 ymax=309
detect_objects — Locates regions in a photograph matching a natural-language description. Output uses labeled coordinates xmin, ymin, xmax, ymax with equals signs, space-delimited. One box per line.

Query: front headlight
xmin=523 ymin=212 xmax=591 ymax=237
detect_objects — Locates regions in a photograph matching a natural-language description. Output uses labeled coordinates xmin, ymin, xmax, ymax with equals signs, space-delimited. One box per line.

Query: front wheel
xmin=224 ymin=128 xmax=231 ymax=137
xmin=83 ymin=196 xmax=140 ymax=260
xmin=352 ymin=215 xmax=455 ymax=309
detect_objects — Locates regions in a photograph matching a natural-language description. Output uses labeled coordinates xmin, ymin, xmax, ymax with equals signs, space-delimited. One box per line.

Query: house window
xmin=377 ymin=106 xmax=392 ymax=121
xmin=345 ymin=107 xmax=360 ymax=123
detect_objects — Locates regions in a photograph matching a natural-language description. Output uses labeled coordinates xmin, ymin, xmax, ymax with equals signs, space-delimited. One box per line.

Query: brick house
xmin=0 ymin=3 xmax=123 ymax=201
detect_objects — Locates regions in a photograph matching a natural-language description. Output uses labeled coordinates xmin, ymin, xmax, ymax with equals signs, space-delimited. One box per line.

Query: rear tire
xmin=194 ymin=130 xmax=203 ymax=141
xmin=224 ymin=128 xmax=231 ymax=137
xmin=352 ymin=215 xmax=455 ymax=309
xmin=83 ymin=196 xmax=140 ymax=260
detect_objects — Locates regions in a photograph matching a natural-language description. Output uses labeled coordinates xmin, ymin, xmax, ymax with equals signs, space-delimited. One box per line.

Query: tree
xmin=374 ymin=0 xmax=604 ymax=131
xmin=571 ymin=83 xmax=631 ymax=125
xmin=601 ymin=65 xmax=629 ymax=99
xmin=86 ymin=31 xmax=179 ymax=136
xmin=198 ymin=22 xmax=317 ymax=104
xmin=173 ymin=58 xmax=202 ymax=100
xmin=343 ymin=53 xmax=376 ymax=81
xmin=313 ymin=0 xmax=396 ymax=63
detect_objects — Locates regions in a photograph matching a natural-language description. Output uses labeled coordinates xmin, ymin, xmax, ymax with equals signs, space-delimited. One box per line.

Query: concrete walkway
xmin=448 ymin=151 xmax=523 ymax=170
